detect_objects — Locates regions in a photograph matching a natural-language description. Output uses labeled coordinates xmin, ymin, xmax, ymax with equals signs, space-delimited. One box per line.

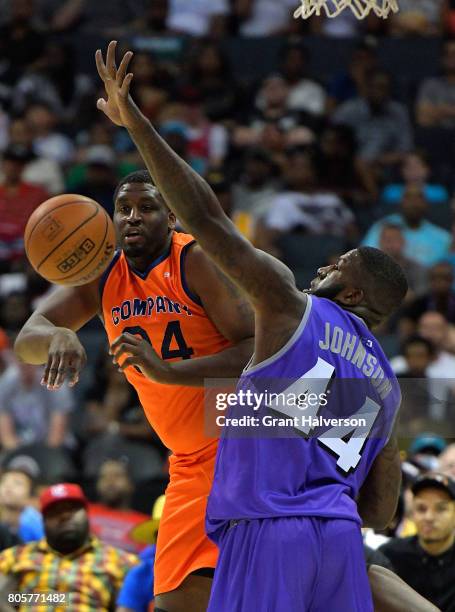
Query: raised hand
xmin=110 ymin=332 xmax=173 ymax=383
xmin=95 ymin=40 xmax=140 ymax=128
xmin=42 ymin=329 xmax=87 ymax=390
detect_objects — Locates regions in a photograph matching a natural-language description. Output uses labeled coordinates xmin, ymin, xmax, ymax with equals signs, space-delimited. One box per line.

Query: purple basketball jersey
xmin=206 ymin=295 xmax=401 ymax=536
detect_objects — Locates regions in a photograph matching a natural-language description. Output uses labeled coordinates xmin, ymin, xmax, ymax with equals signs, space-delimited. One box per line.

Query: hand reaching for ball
xmin=95 ymin=41 xmax=142 ymax=130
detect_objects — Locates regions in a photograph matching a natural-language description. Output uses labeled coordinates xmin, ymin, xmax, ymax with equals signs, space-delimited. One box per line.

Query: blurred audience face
xmin=145 ymin=0 xmax=169 ymax=30
xmin=2 ymin=159 xmax=26 ymax=185
xmin=429 ymin=262 xmax=454 ymax=296
xmin=9 ymin=119 xmax=33 ymax=148
xmin=281 ymin=47 xmax=307 ymax=82
xmin=260 ymin=76 xmax=289 ymax=110
xmin=25 ymin=105 xmax=57 ymax=135
xmin=197 ymin=44 xmax=224 ymax=77
xmin=402 ymin=153 xmax=429 ymax=184
xmin=0 ymin=292 xmax=31 ymax=332
xmin=413 ymin=488 xmax=455 ymax=549
xmin=417 ymin=311 xmax=448 ymax=351
xmin=89 ymin=122 xmax=114 ymax=147
xmin=285 ymin=151 xmax=317 ymax=191
xmin=350 ymin=46 xmax=376 ymax=78
xmin=320 ymin=127 xmax=349 ymax=159
xmin=443 ymin=41 xmax=455 ymax=75
xmin=96 ymin=460 xmax=133 ymax=509
xmin=0 ymin=470 xmax=33 ymax=510
xmin=379 ymin=225 xmax=405 ymax=259
xmin=400 ymin=188 xmax=428 ymax=226
xmin=243 ymin=154 xmax=272 ymax=187
xmin=131 ymin=53 xmax=155 ymax=84
xmin=11 ymin=0 xmax=34 ymax=23
xmin=403 ymin=339 xmax=434 ymax=376
xmin=439 ymin=445 xmax=455 ymax=479
xmin=365 ymin=72 xmax=390 ymax=110
xmin=44 ymin=500 xmax=90 ymax=555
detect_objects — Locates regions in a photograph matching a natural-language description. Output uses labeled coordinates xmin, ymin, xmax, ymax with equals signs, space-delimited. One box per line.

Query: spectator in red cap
xmin=0 ymin=483 xmax=138 ymax=611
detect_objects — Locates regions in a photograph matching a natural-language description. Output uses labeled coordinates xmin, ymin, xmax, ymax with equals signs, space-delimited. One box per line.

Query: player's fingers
xmin=111 ymin=344 xmax=138 ymax=364
xmin=109 ymin=333 xmax=141 ymax=354
xmin=52 ymin=355 xmax=71 ymax=389
xmin=95 ymin=49 xmax=107 ymax=79
xmin=118 ymin=356 xmax=140 ymax=372
xmin=45 ymin=353 xmax=61 ymax=389
xmin=116 ymin=51 xmax=133 ymax=85
xmin=106 ymin=40 xmax=118 ymax=76
xmin=96 ymin=98 xmax=108 ymax=113
xmin=42 ymin=354 xmax=55 ymax=386
xmin=68 ymin=351 xmax=86 ymax=387
xmin=120 ymin=73 xmax=134 ymax=98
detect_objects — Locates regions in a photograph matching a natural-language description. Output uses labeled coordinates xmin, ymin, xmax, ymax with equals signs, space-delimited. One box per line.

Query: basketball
xmin=24 ymin=194 xmax=116 ymax=286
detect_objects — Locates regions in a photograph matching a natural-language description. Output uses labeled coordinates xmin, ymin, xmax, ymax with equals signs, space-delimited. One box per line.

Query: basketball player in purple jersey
xmin=95 ymin=43 xmax=409 ymax=611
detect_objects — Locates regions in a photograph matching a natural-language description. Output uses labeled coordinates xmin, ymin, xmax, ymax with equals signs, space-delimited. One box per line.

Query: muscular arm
xmin=357 ymin=426 xmax=402 ymax=530
xmin=96 ymin=43 xmax=306 ymax=365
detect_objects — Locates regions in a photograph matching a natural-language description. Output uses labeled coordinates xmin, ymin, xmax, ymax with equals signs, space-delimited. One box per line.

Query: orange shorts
xmin=154 ymin=445 xmax=219 ymax=595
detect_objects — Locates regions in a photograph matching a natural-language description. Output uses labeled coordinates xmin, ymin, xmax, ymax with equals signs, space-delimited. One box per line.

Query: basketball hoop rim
xmin=293 ymin=0 xmax=399 ymax=20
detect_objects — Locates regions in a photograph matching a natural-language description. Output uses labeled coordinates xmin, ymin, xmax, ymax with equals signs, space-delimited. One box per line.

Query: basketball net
xmin=294 ymin=0 xmax=399 ymax=20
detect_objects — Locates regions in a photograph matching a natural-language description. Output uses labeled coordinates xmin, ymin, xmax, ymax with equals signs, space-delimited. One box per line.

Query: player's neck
xmin=336 ymin=303 xmax=376 ymax=329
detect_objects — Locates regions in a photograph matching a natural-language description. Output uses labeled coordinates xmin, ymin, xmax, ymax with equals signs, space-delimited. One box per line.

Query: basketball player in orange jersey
xmin=15 ymin=184 xmax=254 ymax=610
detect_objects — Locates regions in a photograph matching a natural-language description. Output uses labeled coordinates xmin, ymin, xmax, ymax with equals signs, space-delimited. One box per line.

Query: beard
xmin=310 ymin=281 xmax=345 ymax=301
xmin=122 ymin=243 xmax=146 ymax=259
xmin=46 ymin=519 xmax=90 ymax=555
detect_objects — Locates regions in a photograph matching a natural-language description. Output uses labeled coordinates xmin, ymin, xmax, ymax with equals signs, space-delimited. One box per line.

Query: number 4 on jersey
xmin=268 ymin=357 xmax=381 ymax=474
xmin=123 ymin=321 xmax=194 ymax=361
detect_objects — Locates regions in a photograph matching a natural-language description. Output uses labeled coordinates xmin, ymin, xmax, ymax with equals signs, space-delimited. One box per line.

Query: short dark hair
xmin=402 ymin=335 xmax=435 ymax=357
xmin=357 ymin=246 xmax=408 ymax=316
xmin=113 ymin=170 xmax=155 ymax=202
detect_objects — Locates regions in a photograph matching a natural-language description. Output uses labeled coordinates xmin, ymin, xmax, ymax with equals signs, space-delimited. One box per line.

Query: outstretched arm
xmin=95 ymin=42 xmax=304 ymax=326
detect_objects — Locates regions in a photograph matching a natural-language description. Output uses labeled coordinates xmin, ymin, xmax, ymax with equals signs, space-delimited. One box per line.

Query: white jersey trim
xmin=243 ymin=295 xmax=313 ymax=376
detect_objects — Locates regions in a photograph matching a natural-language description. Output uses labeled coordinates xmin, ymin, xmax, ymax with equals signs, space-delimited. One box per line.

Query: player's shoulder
xmin=171 ymin=231 xmax=197 ymax=251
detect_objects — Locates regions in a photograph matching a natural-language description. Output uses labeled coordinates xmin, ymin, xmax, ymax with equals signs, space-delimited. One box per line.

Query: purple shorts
xmin=208 ymin=516 xmax=373 ymax=612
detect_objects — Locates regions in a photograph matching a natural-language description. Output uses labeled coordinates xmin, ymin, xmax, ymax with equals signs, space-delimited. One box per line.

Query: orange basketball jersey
xmin=100 ymin=232 xmax=231 ymax=456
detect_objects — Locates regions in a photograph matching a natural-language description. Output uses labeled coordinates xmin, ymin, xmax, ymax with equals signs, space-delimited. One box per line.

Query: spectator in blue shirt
xmin=382 ymin=151 xmax=449 ymax=207
xmin=0 ymin=468 xmax=44 ymax=543
xmin=362 ymin=187 xmax=451 ymax=267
